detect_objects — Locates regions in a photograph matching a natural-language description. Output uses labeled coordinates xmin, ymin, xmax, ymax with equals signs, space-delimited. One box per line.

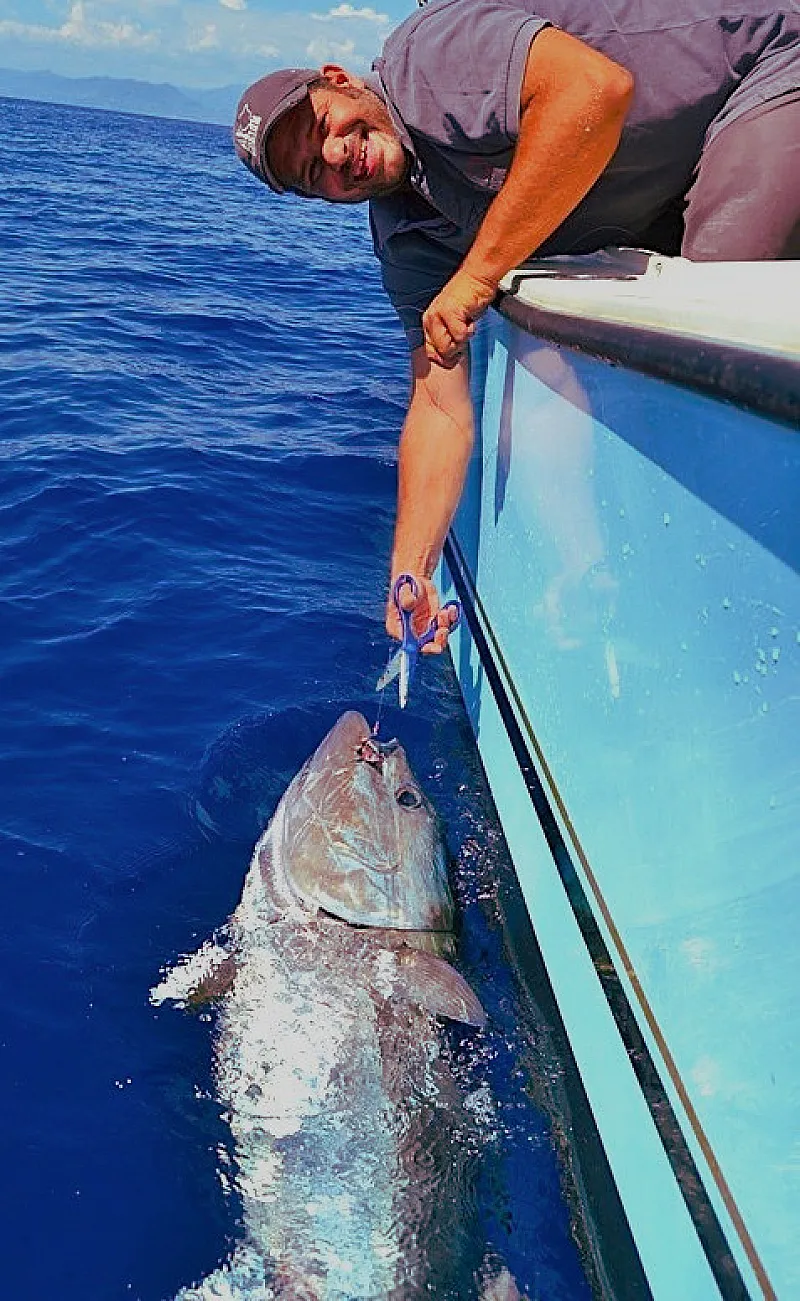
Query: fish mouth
xmin=355 ymin=735 xmax=398 ymax=769
xmin=318 ymin=908 xmax=452 ymax=938
xmin=316 ymin=908 xmax=457 ymax=956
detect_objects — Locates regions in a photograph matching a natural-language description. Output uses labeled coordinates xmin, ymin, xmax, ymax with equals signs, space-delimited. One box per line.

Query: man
xmin=233 ymin=0 xmax=800 ymax=649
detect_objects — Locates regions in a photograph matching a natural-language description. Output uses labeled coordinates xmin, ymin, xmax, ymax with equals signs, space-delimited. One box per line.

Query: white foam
xmin=150 ymin=940 xmax=230 ymax=1007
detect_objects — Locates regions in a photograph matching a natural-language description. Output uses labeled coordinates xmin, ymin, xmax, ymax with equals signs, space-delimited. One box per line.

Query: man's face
xmin=267 ymin=69 xmax=409 ymax=203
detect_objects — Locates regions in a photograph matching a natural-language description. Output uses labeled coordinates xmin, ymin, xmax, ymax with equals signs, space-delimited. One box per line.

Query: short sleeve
xmin=376 ymin=0 xmax=549 ymax=151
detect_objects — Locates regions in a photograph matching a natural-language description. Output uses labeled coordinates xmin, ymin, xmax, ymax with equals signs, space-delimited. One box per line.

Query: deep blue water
xmin=0 ymin=97 xmax=592 ymax=1300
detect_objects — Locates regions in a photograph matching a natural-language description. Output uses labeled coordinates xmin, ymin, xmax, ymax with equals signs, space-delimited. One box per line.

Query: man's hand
xmin=385 ymin=573 xmax=457 ymax=654
xmin=422 ymin=269 xmax=497 ymax=368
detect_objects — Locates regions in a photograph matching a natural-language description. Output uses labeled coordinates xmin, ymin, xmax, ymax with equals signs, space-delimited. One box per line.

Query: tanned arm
xmin=385 ymin=346 xmax=473 ymax=647
xmin=423 ymin=27 xmax=635 ymax=366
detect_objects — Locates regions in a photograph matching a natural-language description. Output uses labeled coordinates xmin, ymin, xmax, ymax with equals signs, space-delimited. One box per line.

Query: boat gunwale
xmin=495 ymin=287 xmax=800 ymax=429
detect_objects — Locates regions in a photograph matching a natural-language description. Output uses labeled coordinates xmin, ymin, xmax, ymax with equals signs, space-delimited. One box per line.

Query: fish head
xmin=273 ymin=711 xmax=454 ymax=933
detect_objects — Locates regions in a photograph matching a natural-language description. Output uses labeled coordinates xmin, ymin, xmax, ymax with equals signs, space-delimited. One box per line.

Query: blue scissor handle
xmin=392 ymin=573 xmax=461 ymax=653
xmin=393 ymin=573 xmax=420 ymax=655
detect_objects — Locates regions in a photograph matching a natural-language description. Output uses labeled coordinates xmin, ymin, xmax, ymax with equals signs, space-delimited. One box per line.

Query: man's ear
xmin=319 ymin=63 xmax=365 ymax=91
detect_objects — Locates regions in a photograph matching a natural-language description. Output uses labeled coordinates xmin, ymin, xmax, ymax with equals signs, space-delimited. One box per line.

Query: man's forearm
xmin=391 ymin=372 xmax=474 ymax=580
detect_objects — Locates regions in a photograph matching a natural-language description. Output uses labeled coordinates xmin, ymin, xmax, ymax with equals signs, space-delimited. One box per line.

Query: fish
xmin=151 ymin=710 xmax=523 ymax=1300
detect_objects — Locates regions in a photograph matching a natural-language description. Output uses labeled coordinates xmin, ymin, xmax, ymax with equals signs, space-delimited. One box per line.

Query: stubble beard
xmin=345 ymin=85 xmax=409 ymax=196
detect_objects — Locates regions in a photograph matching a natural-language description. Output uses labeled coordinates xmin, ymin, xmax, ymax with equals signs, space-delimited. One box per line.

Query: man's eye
xmin=310 ymin=160 xmax=321 ymax=188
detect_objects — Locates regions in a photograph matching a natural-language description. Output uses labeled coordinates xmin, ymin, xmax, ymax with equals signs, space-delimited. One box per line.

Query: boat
xmin=438 ymin=249 xmax=800 ymax=1301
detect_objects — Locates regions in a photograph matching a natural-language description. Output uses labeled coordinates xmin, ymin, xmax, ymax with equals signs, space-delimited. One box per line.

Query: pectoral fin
xmin=150 ymin=938 xmax=238 ymax=1010
xmin=392 ymin=949 xmax=487 ymax=1027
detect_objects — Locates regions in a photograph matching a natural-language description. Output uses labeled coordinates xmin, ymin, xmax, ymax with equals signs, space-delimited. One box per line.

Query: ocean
xmin=0 ymin=96 xmax=593 ymax=1299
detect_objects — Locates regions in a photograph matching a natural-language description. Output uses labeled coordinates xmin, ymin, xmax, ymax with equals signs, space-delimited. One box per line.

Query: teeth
xmin=348 ymin=138 xmax=367 ymax=185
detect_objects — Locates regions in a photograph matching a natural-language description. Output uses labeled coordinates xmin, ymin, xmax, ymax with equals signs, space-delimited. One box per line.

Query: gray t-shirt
xmin=369 ymin=0 xmax=800 ymax=348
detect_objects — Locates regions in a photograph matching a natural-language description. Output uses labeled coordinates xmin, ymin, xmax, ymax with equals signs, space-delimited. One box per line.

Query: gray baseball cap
xmin=233 ymin=69 xmax=318 ymax=192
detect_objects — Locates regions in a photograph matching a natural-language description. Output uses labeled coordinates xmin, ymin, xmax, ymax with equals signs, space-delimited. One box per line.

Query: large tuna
xmin=152 ymin=710 xmax=522 ymax=1300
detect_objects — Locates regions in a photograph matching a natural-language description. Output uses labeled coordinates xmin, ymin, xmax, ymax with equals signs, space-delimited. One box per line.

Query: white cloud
xmin=0 ymin=1 xmax=389 ymax=82
xmin=305 ymin=36 xmax=355 ymax=62
xmin=0 ymin=1 xmax=155 ymax=48
xmin=312 ymin=5 xmax=389 ymax=23
xmin=187 ymin=21 xmax=219 ymax=50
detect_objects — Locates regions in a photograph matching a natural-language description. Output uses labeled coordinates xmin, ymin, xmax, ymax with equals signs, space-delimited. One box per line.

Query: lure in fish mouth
xmin=152 ymin=710 xmax=491 ymax=1300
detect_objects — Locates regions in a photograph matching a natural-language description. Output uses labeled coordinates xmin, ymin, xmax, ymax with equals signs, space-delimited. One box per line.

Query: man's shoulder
xmin=378 ymin=0 xmax=478 ymax=55
xmin=380 ymin=0 xmax=466 ymax=46
xmin=376 ymin=0 xmax=542 ymax=70
xmin=374 ymin=0 xmax=548 ymax=151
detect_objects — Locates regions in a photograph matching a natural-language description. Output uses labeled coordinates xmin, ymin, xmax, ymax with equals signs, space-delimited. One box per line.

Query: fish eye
xmin=396 ymin=787 xmax=422 ymax=809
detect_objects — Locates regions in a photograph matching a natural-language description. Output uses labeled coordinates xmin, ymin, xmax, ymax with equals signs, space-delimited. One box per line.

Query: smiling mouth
xmin=349 ymin=135 xmax=370 ymax=185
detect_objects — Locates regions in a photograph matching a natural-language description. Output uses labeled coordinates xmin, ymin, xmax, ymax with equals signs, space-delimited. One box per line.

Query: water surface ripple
xmin=0 ymin=96 xmax=592 ymax=1301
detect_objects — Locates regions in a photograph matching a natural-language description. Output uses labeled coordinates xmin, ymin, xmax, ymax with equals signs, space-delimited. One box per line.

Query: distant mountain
xmin=0 ymin=68 xmax=239 ymax=126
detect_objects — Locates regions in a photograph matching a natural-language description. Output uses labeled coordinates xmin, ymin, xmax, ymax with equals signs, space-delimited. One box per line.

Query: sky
xmin=0 ymin=0 xmax=413 ymax=88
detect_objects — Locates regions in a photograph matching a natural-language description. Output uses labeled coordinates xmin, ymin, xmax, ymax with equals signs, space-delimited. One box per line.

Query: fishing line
xmin=372 ymin=651 xmax=393 ymax=736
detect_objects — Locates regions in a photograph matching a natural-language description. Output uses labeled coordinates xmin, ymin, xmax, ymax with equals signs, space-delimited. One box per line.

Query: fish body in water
xmin=152 ymin=711 xmax=503 ymax=1300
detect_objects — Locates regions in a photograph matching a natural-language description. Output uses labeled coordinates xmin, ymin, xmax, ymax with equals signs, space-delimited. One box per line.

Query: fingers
xmin=424 ymin=603 xmax=459 ymax=654
xmin=386 ymin=574 xmax=423 ymax=639
xmin=385 ymin=604 xmax=402 ymax=640
xmin=422 ymin=308 xmax=475 ymax=368
xmin=422 ymin=268 xmax=496 ymax=366
xmin=385 ymin=574 xmax=459 ymax=656
xmin=396 ymin=580 xmax=417 ymax=614
xmin=386 ymin=573 xmax=454 ymax=653
xmin=385 ymin=575 xmax=428 ymax=640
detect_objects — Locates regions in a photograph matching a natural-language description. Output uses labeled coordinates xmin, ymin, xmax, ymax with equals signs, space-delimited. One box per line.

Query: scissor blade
xmin=399 ymin=649 xmax=409 ymax=709
xmin=376 ymin=650 xmax=402 ymax=692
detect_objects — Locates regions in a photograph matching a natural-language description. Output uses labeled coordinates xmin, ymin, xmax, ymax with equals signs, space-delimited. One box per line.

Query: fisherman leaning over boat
xmin=233 ymin=0 xmax=800 ymax=645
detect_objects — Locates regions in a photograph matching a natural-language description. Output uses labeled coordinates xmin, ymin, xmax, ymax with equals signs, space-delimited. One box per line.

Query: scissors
xmin=376 ymin=573 xmax=461 ymax=708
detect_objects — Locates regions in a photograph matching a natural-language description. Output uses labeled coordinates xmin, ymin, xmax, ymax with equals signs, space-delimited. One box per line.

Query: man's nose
xmin=322 ymin=134 xmax=347 ymax=169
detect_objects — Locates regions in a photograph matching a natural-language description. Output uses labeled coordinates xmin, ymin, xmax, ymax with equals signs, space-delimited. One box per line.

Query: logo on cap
xmin=235 ymin=102 xmax=262 ymax=159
